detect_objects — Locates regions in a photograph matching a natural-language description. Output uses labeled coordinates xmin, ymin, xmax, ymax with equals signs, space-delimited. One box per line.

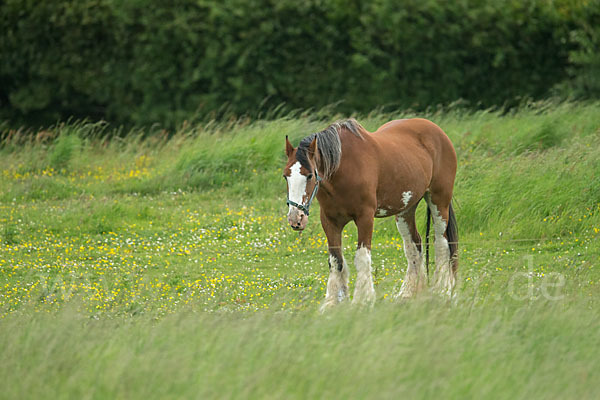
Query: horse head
xmin=283 ymin=135 xmax=321 ymax=231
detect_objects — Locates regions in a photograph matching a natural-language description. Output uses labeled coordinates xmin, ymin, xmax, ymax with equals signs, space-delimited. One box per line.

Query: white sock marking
xmin=353 ymin=246 xmax=375 ymax=305
xmin=321 ymin=256 xmax=349 ymax=312
xmin=429 ymin=203 xmax=455 ymax=296
xmin=395 ymin=216 xmax=427 ymax=298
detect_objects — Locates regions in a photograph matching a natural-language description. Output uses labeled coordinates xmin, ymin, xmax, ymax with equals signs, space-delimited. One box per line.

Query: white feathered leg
xmin=429 ymin=203 xmax=455 ymax=297
xmin=352 ymin=246 xmax=375 ymax=305
xmin=320 ymin=254 xmax=349 ymax=312
xmin=395 ymin=215 xmax=427 ymax=298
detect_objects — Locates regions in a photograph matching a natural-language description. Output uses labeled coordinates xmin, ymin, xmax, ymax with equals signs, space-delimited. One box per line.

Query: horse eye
xmin=307 ymin=174 xmax=313 ymax=180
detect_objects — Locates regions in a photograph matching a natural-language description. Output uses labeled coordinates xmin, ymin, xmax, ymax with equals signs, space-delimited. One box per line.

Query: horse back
xmin=368 ymin=118 xmax=457 ymax=208
xmin=372 ymin=118 xmax=456 ymax=171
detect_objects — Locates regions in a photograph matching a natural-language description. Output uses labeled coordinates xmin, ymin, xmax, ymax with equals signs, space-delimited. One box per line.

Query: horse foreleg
xmin=352 ymin=215 xmax=376 ymax=305
xmin=321 ymin=249 xmax=349 ymax=311
xmin=320 ymin=215 xmax=349 ymax=312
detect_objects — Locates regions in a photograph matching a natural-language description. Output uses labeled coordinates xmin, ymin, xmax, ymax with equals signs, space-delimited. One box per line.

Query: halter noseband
xmin=286 ymin=169 xmax=322 ymax=216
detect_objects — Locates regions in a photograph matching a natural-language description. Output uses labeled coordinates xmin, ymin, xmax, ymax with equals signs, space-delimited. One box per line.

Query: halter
xmin=286 ymin=169 xmax=322 ymax=216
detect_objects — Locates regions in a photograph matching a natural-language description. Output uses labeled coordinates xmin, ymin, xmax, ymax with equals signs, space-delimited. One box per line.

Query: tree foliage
xmin=0 ymin=0 xmax=596 ymax=128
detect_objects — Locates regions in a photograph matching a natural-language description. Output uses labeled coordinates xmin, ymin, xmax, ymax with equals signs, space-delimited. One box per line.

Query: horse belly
xmin=375 ymin=186 xmax=427 ymax=217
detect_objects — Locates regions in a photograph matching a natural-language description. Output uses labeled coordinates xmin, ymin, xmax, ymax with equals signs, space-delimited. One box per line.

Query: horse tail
xmin=446 ymin=201 xmax=459 ymax=272
xmin=424 ymin=205 xmax=431 ymax=277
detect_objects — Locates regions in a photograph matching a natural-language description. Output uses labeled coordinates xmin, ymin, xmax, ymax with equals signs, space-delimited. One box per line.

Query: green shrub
xmin=557 ymin=0 xmax=600 ymax=98
xmin=0 ymin=0 xmax=594 ymax=129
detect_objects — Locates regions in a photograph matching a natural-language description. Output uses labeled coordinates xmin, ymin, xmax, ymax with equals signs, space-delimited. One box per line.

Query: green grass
xmin=2 ymin=300 xmax=599 ymax=399
xmin=1 ymin=101 xmax=599 ymax=399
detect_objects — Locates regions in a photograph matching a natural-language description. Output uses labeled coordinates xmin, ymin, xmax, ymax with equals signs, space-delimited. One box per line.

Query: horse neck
xmin=320 ymin=128 xmax=363 ymax=185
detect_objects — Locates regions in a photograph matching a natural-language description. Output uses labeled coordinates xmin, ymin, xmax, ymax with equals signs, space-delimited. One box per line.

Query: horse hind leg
xmin=395 ymin=207 xmax=427 ymax=298
xmin=426 ymin=195 xmax=459 ymax=297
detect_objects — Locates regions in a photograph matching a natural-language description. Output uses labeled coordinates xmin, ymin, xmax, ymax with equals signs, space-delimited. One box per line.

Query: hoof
xmin=432 ymin=277 xmax=455 ymax=299
xmin=395 ymin=275 xmax=427 ymax=299
xmin=319 ymin=289 xmax=348 ymax=313
xmin=319 ymin=300 xmax=337 ymax=313
xmin=351 ymin=290 xmax=376 ymax=307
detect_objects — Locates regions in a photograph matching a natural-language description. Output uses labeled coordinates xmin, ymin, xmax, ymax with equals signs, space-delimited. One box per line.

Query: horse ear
xmin=285 ymin=135 xmax=294 ymax=157
xmin=308 ymin=137 xmax=318 ymax=159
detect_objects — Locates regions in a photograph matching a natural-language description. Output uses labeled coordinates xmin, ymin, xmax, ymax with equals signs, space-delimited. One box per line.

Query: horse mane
xmin=296 ymin=119 xmax=365 ymax=180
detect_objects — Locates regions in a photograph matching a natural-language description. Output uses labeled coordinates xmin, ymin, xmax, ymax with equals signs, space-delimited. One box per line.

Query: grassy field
xmin=1 ymin=101 xmax=599 ymax=399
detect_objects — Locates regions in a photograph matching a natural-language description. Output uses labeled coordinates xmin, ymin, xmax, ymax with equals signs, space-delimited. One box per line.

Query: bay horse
xmin=283 ymin=118 xmax=458 ymax=310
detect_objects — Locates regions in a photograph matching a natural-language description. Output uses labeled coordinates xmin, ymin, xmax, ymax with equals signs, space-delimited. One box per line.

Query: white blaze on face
xmin=287 ymin=162 xmax=307 ymax=213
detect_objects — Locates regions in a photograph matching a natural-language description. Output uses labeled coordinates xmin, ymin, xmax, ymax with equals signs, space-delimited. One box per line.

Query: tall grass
xmin=1 ymin=299 xmax=598 ymax=399
xmin=1 ymin=100 xmax=598 ymax=235
xmin=1 ymin=101 xmax=599 ymax=399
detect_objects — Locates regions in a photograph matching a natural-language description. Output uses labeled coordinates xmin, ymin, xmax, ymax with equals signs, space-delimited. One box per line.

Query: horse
xmin=283 ymin=118 xmax=458 ymax=310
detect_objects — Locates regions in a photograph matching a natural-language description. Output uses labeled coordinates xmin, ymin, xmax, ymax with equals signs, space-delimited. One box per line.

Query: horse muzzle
xmin=288 ymin=208 xmax=308 ymax=231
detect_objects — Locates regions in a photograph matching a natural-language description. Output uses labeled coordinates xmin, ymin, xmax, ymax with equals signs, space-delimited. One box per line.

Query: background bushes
xmin=0 ymin=0 xmax=598 ymax=128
